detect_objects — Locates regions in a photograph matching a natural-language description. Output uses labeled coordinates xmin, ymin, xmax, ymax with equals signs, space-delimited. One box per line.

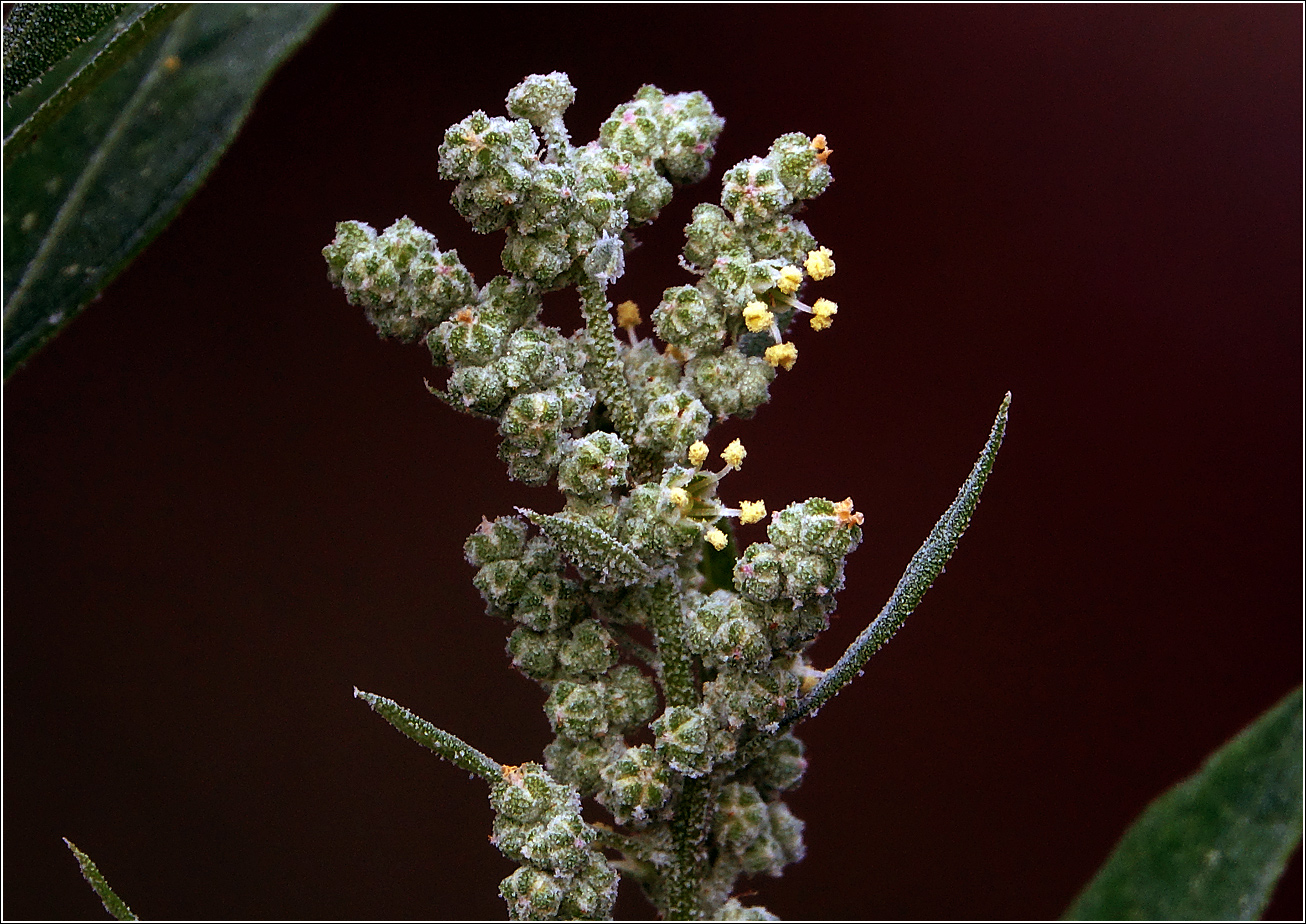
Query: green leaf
xmin=784 ymin=392 xmax=1010 ymax=727
xmin=2 ymin=3 xmax=333 ymax=378
xmin=63 ymin=838 xmax=138 ymax=921
xmin=697 ymin=516 xmax=737 ymax=594
xmin=518 ymin=506 xmax=652 ymax=584
xmin=3 ymin=3 xmax=133 ymax=102
xmin=354 ymin=687 xmax=504 ymax=783
xmin=1066 ymin=687 xmax=1304 ymax=921
xmin=3 ymin=4 xmax=182 ymax=151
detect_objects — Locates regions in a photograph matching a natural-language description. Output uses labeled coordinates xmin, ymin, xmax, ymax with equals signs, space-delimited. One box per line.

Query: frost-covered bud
xmin=545 ymin=736 xmax=622 ymax=798
xmin=603 ymin=663 xmax=659 ymax=731
xmin=684 ymin=590 xmax=771 ymax=670
xmin=768 ymin=497 xmax=864 ymax=558
xmin=685 ymin=348 xmax=774 ymax=420
xmin=500 ymin=390 xmax=566 ymax=453
xmin=746 ymin=216 xmax=817 ymax=264
xmin=506 ymin=72 xmax=576 ymax=128
xmin=618 ymin=481 xmax=704 ymax=561
xmin=633 ymin=391 xmax=712 ymax=464
xmin=513 ymin=163 xmax=573 ymax=236
xmin=713 ymin=898 xmax=780 ymax=921
xmin=599 ymin=85 xmax=666 ymax=159
xmin=652 ymin=704 xmax=712 ymax=777
xmin=779 ymin=549 xmax=843 ymax=598
xmin=766 ymin=599 xmax=831 ymax=653
xmin=491 ymin=762 xmax=574 ymax=826
xmin=547 ymin=680 xmax=610 ymax=740
xmin=479 ymin=274 xmax=544 ymax=330
xmin=713 ymin=782 xmax=769 ymax=852
xmin=704 ymin=661 xmax=802 ymax=733
xmin=439 ymin=112 xmax=540 ymax=233
xmin=437 ymin=305 xmax=513 ymax=366
xmin=499 ymin=865 xmax=563 ymax=921
xmin=734 ymin=542 xmax=785 ymax=603
xmin=742 ymin=802 xmax=805 ymax=876
xmin=721 ymin=157 xmax=793 ymax=225
xmin=747 ymin=734 xmax=808 ymax=796
xmin=624 ymin=158 xmax=674 ymax=225
xmin=768 ymin=132 xmax=833 ymax=200
xmin=502 ymin=226 xmax=575 ymax=288
xmin=465 ymin=515 xmax=530 ymax=567
xmin=620 ymin=340 xmax=683 ymax=409
xmin=558 ymin=431 xmax=630 ymax=500
xmin=557 ymin=854 xmax=619 ymax=920
xmin=501 ymin=440 xmax=565 ymax=487
xmin=598 ymin=744 xmax=674 ymax=826
xmin=475 ymin=558 xmax=533 ymax=616
xmin=583 ymin=233 xmax=626 ymax=285
xmin=653 ymin=285 xmax=725 ymax=354
xmin=499 ymin=328 xmax=569 ymax=392
xmin=556 ymin=619 xmax=619 ymax=677
xmin=507 ymin=626 xmax=561 ymax=679
xmin=658 ymin=90 xmax=725 ymax=183
xmin=513 ymin=572 xmax=586 ymax=632
xmin=703 ymin=244 xmax=755 ymax=309
xmin=682 ymin=203 xmax=740 ymax=271
xmin=512 ymin=810 xmax=595 ymax=874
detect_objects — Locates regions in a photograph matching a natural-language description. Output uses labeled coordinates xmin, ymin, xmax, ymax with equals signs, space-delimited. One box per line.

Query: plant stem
xmin=578 ymin=277 xmax=639 ymax=444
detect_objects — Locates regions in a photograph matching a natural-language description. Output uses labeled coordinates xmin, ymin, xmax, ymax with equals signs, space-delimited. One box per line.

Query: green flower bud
xmin=713 ymin=782 xmax=768 ymax=852
xmin=507 ymin=626 xmax=561 ymax=679
xmin=682 ymin=203 xmax=739 ymax=271
xmin=502 ymin=226 xmax=574 ymax=289
xmin=439 ymin=111 xmax=540 ymax=233
xmin=599 ymin=85 xmax=665 ymax=159
xmin=547 ymin=679 xmax=610 ymax=741
xmin=499 ymin=866 xmax=563 ymax=921
xmin=620 ymin=340 xmax=684 ymax=410
xmin=500 ymin=390 xmax=566 ymax=453
xmin=617 ymin=481 xmax=704 ymax=561
xmin=703 ymin=243 xmax=754 ymax=308
xmin=499 ymin=328 xmax=570 ymax=393
xmin=721 ymin=156 xmax=793 ymax=225
xmin=445 ymin=361 xmax=509 ymax=415
xmin=684 ymin=590 xmax=770 ymax=670
xmin=734 ymin=542 xmax=784 ymax=603
xmin=556 ymin=618 xmax=619 ymax=677
xmin=633 ymin=391 xmax=711 ymax=465
xmin=437 ymin=305 xmax=512 ymax=366
xmin=653 ymin=285 xmax=725 ymax=354
xmin=747 ymin=734 xmax=807 ymax=796
xmin=746 ymin=216 xmax=816 ymax=264
xmin=583 ymin=233 xmax=626 ymax=285
xmin=767 ymin=132 xmax=832 ymax=200
xmin=780 ymin=548 xmax=843 ymax=599
xmin=598 ymin=743 xmax=674 ymax=826
xmin=491 ymin=762 xmax=574 ymax=826
xmin=558 ymin=431 xmax=630 ymax=500
xmin=603 ymin=663 xmax=659 ymax=731
xmin=652 ymin=704 xmax=712 ymax=777
xmin=465 ymin=515 xmax=530 ymax=567
xmin=767 ymin=497 xmax=863 ymax=558
xmin=742 ymin=802 xmax=805 ymax=876
xmin=712 ymin=898 xmax=780 ymax=921
xmin=475 ymin=558 xmax=531 ymax=616
xmin=684 ymin=348 xmax=774 ymax=420
xmin=506 ymin=72 xmax=576 ymax=128
xmin=545 ymin=736 xmax=623 ymax=798
xmin=513 ymin=572 xmax=586 ymax=632
xmin=658 ymin=90 xmax=724 ymax=183
xmin=703 ymin=661 xmax=802 ymax=734
xmin=557 ymin=853 xmax=619 ymax=920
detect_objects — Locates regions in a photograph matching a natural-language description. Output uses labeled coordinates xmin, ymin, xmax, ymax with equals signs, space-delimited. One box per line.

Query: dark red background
xmin=5 ymin=5 xmax=1301 ymax=920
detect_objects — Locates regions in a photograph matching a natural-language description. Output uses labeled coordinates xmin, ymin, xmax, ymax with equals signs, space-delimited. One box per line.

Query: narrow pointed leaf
xmin=786 ymin=392 xmax=1010 ymax=727
xmin=63 ymin=838 xmax=137 ymax=921
xmin=3 ymin=3 xmax=332 ymax=378
xmin=1066 ymin=687 xmax=1304 ymax=921
xmin=3 ymin=2 xmax=134 ymax=102
xmin=518 ymin=506 xmax=651 ymax=583
xmin=354 ymin=687 xmax=503 ymax=783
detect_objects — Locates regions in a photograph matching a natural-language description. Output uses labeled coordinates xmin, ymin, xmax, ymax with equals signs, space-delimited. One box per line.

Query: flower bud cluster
xmin=492 ymin=762 xmax=619 ymax=920
xmin=330 ymin=73 xmax=860 ymax=919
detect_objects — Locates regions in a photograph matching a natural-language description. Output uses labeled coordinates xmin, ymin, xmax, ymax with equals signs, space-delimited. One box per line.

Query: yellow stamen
xmin=687 ymin=441 xmax=709 ymax=467
xmin=667 ymin=487 xmax=691 ymax=509
xmin=810 ymin=134 xmax=832 ymax=164
xmin=616 ymin=300 xmax=641 ymax=328
xmin=764 ymin=342 xmax=798 ymax=371
xmin=721 ymin=438 xmax=747 ymax=471
xmin=704 ymin=527 xmax=729 ymax=551
xmin=739 ymin=500 xmax=766 ymax=525
xmin=833 ymin=497 xmax=865 ymax=527
xmin=804 ymin=246 xmax=835 ymax=281
xmin=743 ymin=300 xmax=774 ymax=333
xmin=810 ymin=297 xmax=838 ymax=331
xmin=777 ymin=265 xmax=803 ymax=295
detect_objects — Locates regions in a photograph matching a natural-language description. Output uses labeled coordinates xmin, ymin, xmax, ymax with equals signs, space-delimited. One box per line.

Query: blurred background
xmin=5 ymin=5 xmax=1301 ymax=920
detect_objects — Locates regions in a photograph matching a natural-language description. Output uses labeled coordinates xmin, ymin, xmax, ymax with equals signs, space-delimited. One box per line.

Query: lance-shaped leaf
xmin=3 ymin=3 xmax=332 ymax=378
xmin=3 ymin=3 xmax=128 ymax=101
xmin=1066 ymin=687 xmax=1304 ymax=921
xmin=785 ymin=392 xmax=1010 ymax=728
xmin=63 ymin=838 xmax=137 ymax=921
xmin=517 ymin=507 xmax=651 ymax=584
xmin=354 ymin=688 xmax=503 ymax=783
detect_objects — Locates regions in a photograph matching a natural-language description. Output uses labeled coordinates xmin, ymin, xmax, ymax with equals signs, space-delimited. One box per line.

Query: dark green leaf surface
xmin=2 ymin=3 xmax=331 ymax=378
xmin=63 ymin=838 xmax=137 ymax=921
xmin=3 ymin=2 xmax=130 ymax=101
xmin=1067 ymin=687 xmax=1304 ymax=921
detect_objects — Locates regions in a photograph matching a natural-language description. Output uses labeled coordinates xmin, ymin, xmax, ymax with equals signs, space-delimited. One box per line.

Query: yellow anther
xmin=688 ymin=441 xmax=709 ymax=467
xmin=764 ymin=342 xmax=798 ymax=371
xmin=810 ymin=133 xmax=832 ymax=164
xmin=721 ymin=438 xmax=747 ymax=471
xmin=739 ymin=500 xmax=767 ymax=525
xmin=833 ymin=497 xmax=865 ymax=527
xmin=804 ymin=246 xmax=835 ymax=281
xmin=704 ymin=527 xmax=729 ymax=551
xmin=777 ymin=265 xmax=804 ymax=295
xmin=616 ymin=300 xmax=641 ymax=328
xmin=667 ymin=487 xmax=691 ymax=509
xmin=743 ymin=300 xmax=774 ymax=333
xmin=810 ymin=297 xmax=838 ymax=331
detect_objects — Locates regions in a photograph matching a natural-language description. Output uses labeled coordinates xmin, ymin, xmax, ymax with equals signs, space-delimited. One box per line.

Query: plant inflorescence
xmin=325 ymin=72 xmax=1007 ymax=921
